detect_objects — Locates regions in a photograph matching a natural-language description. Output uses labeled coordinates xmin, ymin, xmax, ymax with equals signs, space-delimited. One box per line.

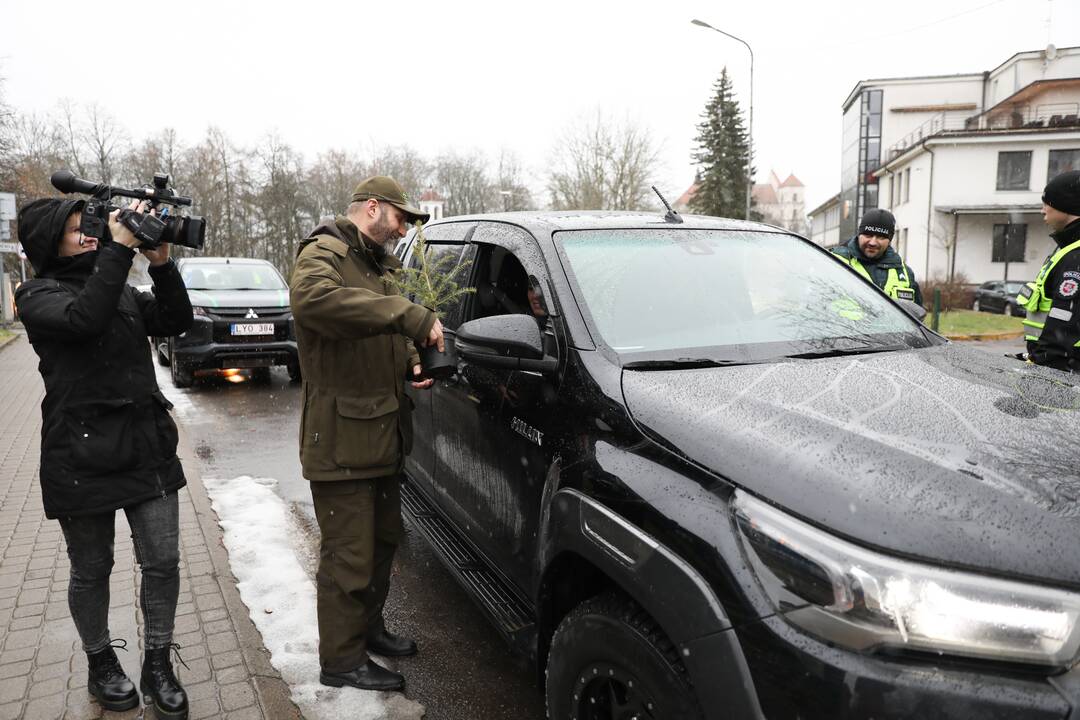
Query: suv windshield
xmin=181 ymin=264 xmax=287 ymax=291
xmin=558 ymin=228 xmax=932 ymax=362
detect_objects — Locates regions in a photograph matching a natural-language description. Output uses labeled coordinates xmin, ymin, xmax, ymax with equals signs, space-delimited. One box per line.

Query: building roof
xmin=779 ymin=174 xmax=804 ymax=188
xmin=674 ymin=183 xmax=698 ymax=207
xmin=420 ymin=189 xmax=444 ymax=202
xmin=842 ymin=45 xmax=1080 ymax=111
xmin=752 ymin=184 xmax=778 ymax=205
xmin=976 ymin=77 xmax=1080 ymax=120
xmin=807 ymin=193 xmax=841 ymax=217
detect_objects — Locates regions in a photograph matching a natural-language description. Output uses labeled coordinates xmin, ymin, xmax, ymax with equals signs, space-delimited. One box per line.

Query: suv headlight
xmin=192 ymin=306 xmax=210 ymax=317
xmin=733 ymin=491 xmax=1080 ymax=667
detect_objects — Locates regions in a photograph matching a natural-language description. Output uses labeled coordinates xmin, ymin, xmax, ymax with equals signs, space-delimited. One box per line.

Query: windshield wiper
xmin=783 ymin=344 xmax=911 ymax=360
xmin=622 ymin=357 xmax=763 ymax=370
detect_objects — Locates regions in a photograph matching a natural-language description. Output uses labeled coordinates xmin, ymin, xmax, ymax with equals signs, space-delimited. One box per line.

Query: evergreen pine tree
xmin=689 ymin=68 xmax=754 ymax=219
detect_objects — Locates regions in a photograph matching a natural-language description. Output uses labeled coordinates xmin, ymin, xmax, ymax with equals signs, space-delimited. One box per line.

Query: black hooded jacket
xmin=14 ymin=198 xmax=194 ymax=518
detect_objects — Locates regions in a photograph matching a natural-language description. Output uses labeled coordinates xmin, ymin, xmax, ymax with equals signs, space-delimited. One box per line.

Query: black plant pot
xmin=418 ymin=342 xmax=456 ymax=380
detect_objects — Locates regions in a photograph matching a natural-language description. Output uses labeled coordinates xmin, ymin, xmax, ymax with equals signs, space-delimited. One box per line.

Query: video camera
xmin=50 ymin=170 xmax=206 ymax=251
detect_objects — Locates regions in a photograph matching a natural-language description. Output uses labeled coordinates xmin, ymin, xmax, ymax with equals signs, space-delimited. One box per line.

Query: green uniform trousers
xmin=309 ymin=474 xmax=403 ymax=672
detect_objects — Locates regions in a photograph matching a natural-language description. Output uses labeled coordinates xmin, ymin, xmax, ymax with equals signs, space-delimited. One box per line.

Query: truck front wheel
xmin=545 ymin=592 xmax=703 ymax=720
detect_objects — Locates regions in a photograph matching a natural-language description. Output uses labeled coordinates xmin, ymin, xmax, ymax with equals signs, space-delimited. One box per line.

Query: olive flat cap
xmin=352 ymin=176 xmax=430 ymax=224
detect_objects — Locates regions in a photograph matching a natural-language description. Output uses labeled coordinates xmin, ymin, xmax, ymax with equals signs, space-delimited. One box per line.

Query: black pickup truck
xmin=399 ymin=212 xmax=1080 ymax=720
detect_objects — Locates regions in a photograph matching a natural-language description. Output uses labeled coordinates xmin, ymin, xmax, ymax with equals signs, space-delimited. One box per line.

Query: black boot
xmin=367 ymin=627 xmax=417 ymax=657
xmin=87 ymin=641 xmax=139 ymax=711
xmin=141 ymin=645 xmax=189 ymax=720
xmin=320 ymin=659 xmax=406 ymax=691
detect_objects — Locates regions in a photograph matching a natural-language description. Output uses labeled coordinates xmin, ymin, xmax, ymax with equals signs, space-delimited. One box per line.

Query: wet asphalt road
xmin=152 ymin=360 xmax=545 ymax=720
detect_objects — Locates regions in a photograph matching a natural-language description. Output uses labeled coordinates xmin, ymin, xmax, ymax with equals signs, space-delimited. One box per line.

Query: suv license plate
xmin=231 ymin=323 xmax=274 ymax=336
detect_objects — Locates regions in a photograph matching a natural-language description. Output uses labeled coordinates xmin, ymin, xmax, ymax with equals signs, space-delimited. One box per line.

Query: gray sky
xmin=3 ymin=0 xmax=1078 ymax=210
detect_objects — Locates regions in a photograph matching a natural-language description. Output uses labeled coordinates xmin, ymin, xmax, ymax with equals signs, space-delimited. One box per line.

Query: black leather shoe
xmin=87 ymin=642 xmax=139 ymax=711
xmin=141 ymin=645 xmax=189 ymax=719
xmin=367 ymin=628 xmax=418 ymax=657
xmin=320 ymin=660 xmax=406 ymax=691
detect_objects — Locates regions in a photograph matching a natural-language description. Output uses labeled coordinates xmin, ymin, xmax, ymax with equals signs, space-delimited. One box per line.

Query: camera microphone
xmin=51 ymin=170 xmax=102 ymax=195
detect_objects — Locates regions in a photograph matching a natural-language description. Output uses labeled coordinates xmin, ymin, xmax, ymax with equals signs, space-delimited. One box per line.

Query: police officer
xmin=1017 ymin=170 xmax=1080 ymax=372
xmin=289 ymin=176 xmax=444 ymax=691
xmin=832 ymin=208 xmax=923 ymax=305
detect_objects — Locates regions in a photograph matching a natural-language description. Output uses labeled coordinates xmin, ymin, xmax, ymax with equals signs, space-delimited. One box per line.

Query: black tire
xmin=545 ymin=593 xmax=703 ymax=720
xmin=287 ymin=363 xmax=302 ymax=383
xmin=169 ymin=340 xmax=194 ymax=389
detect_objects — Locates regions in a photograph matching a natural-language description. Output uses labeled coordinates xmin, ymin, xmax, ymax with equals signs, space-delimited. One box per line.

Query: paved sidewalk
xmin=0 ymin=333 xmax=300 ymax=719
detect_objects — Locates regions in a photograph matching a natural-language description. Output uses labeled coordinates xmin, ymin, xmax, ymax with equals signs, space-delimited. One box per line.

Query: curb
xmin=0 ymin=330 xmax=20 ymax=353
xmin=176 ymin=422 xmax=304 ymax=719
xmin=944 ymin=330 xmax=1026 ymax=342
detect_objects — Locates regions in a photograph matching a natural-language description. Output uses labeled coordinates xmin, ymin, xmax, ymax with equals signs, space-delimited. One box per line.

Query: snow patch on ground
xmin=203 ymin=475 xmax=425 ymax=720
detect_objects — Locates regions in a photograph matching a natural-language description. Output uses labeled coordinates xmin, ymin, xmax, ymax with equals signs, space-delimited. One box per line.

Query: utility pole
xmin=0 ymin=193 xmax=18 ymax=326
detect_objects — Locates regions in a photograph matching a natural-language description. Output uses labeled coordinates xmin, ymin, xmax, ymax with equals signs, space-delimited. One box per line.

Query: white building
xmin=752 ymin=171 xmax=808 ymax=235
xmin=838 ymin=45 xmax=1080 ymax=284
xmin=673 ymin=170 xmax=809 ymax=235
xmin=419 ymin=189 xmax=446 ymax=221
xmin=807 ymin=193 xmax=841 ymax=248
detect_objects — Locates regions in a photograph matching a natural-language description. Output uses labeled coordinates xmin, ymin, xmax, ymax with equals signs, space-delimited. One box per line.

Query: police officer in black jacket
xmin=14 ymin=198 xmax=193 ymax=718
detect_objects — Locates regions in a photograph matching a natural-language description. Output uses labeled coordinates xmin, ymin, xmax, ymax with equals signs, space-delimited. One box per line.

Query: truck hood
xmin=621 ymin=343 xmax=1080 ymax=588
xmin=186 ymin=288 xmax=290 ymax=309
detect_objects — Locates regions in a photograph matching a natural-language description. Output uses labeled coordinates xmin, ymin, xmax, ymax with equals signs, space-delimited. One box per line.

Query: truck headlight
xmin=733 ymin=491 xmax=1080 ymax=667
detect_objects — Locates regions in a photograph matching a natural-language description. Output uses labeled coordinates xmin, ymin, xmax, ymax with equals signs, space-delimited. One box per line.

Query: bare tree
xmin=364 ymin=144 xmax=431 ymax=202
xmin=494 ymin=149 xmax=535 ymax=211
xmin=253 ymin=135 xmax=309 ymax=274
xmin=307 ymin=148 xmax=368 ymax=218
xmin=121 ymin=129 xmax=183 ymax=186
xmin=435 ymin=151 xmax=492 ymax=216
xmin=547 ymin=112 xmax=660 ymax=211
xmin=80 ymin=104 xmax=127 ymax=184
xmin=3 ymin=114 xmax=67 ymax=201
xmin=56 ymin=100 xmax=87 ymax=178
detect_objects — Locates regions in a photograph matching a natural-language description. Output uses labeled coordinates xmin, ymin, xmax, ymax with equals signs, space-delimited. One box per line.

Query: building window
xmin=904 ymin=168 xmax=911 ymax=202
xmin=996 ymin=151 xmax=1032 ymax=190
xmin=992 ymin=223 xmax=1027 ymax=262
xmin=1049 ymin=149 xmax=1080 ymax=180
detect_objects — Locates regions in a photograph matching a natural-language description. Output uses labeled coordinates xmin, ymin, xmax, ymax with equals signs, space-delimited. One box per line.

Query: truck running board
xmin=400 ymin=478 xmax=536 ymax=656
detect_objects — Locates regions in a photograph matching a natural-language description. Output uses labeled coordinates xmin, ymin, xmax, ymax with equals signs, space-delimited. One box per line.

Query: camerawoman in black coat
xmin=15 ymin=197 xmax=194 ymax=718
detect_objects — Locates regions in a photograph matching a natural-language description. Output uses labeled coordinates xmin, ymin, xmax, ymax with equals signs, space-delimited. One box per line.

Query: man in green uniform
xmin=289 ymin=176 xmax=444 ymax=691
xmin=832 ymin=208 xmax=923 ymax=305
xmin=1017 ymin=170 xmax=1080 ymax=372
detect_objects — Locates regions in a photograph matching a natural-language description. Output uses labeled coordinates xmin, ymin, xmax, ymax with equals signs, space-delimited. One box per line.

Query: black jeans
xmin=59 ymin=491 xmax=180 ymax=654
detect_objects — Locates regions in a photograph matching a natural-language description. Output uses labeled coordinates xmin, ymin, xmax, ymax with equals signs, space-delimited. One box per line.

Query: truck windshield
xmin=557 ymin=228 xmax=932 ymax=361
xmin=181 ymin=264 xmax=287 ymax=291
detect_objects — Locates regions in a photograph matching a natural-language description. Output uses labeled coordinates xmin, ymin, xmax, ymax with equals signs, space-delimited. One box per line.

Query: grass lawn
xmin=0 ymin=327 xmax=11 ymax=340
xmin=932 ymin=309 xmax=1024 ymax=336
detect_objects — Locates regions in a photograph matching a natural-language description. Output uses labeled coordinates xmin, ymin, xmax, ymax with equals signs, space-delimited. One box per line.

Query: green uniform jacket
xmin=832 ymin=235 xmax=923 ymax=305
xmin=289 ymin=216 xmax=435 ymax=482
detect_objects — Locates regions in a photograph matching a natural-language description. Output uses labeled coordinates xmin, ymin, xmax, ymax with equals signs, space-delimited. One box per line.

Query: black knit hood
xmin=17 ymin=197 xmax=89 ymax=278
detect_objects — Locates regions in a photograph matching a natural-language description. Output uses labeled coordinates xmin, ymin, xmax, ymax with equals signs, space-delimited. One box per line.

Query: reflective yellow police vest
xmin=1016 ymin=238 xmax=1080 ymax=343
xmin=841 ymin=256 xmax=917 ymax=302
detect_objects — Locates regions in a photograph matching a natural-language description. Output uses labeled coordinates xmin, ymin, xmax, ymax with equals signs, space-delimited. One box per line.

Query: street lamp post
xmin=691 ymin=19 xmax=754 ymax=221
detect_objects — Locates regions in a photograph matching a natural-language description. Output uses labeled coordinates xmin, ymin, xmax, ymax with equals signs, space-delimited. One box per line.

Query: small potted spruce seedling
xmin=391 ymin=222 xmax=475 ymax=379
